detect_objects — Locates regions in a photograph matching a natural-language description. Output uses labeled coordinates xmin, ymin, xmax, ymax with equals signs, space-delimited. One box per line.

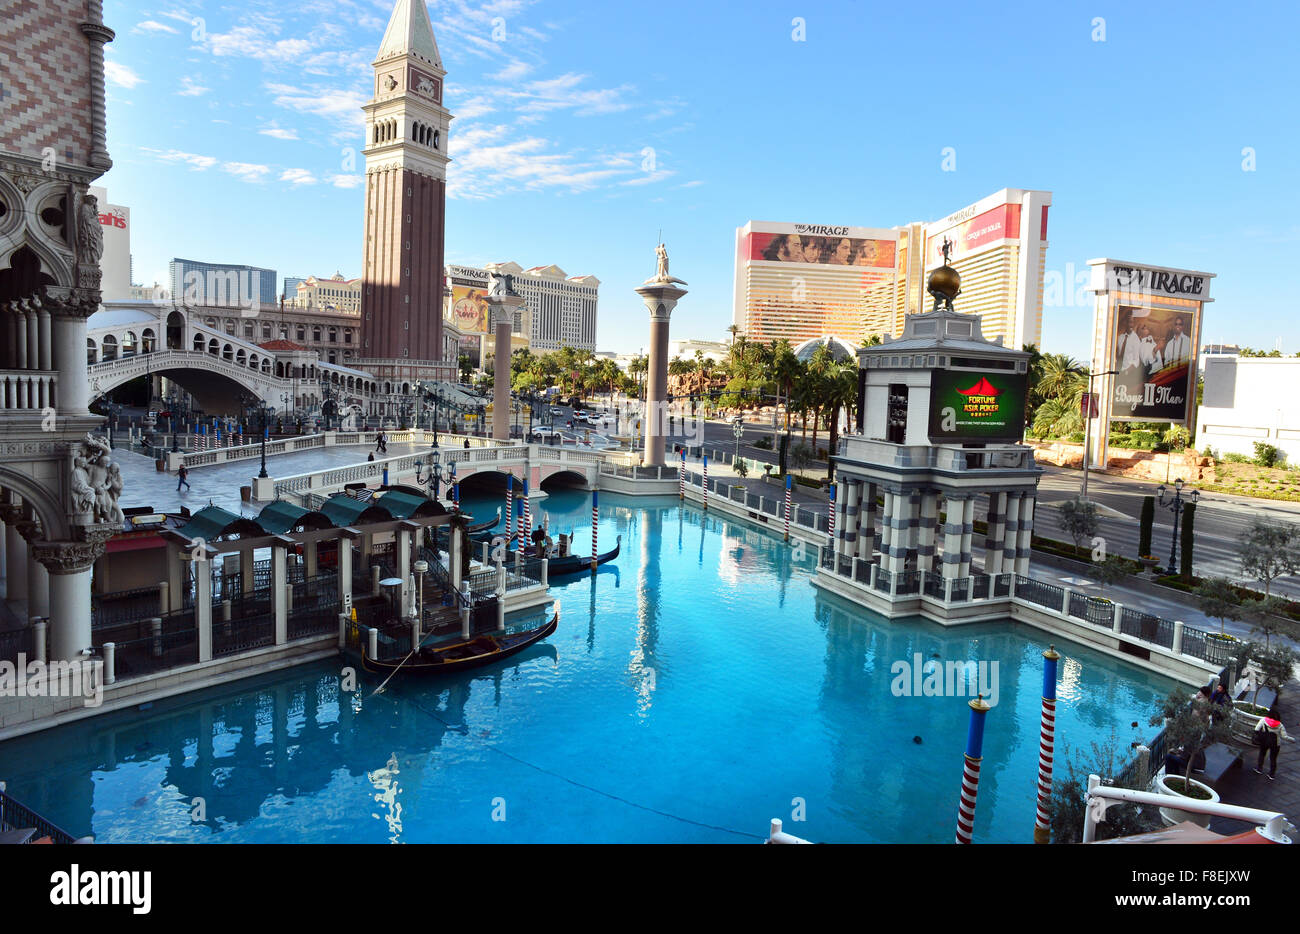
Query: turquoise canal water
xmin=0 ymin=489 xmax=1178 ymax=843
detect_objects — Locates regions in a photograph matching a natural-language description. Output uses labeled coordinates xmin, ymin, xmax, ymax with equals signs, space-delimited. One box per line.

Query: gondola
xmin=465 ymin=507 xmax=502 ymax=535
xmin=362 ymin=608 xmax=559 ymax=675
xmin=542 ymin=535 xmax=621 ymax=576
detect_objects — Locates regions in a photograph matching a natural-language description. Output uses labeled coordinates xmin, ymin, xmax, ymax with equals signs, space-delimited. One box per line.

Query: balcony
xmin=837 ymin=435 xmax=1035 ymax=471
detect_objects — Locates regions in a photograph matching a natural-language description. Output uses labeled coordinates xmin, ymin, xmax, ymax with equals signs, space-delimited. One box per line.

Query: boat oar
xmin=369 ymin=627 xmax=438 ymax=697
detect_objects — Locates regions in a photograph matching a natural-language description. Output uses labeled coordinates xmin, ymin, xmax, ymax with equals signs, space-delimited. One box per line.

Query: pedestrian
xmin=176 ymin=464 xmax=191 ymax=492
xmin=463 ymin=438 xmax=470 ymax=449
xmin=1253 ymin=716 xmax=1294 ymax=780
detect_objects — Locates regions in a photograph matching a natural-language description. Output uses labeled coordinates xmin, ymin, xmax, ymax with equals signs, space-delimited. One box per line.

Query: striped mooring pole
xmin=452 ymin=481 xmax=460 ymax=512
xmin=505 ymin=474 xmax=514 ymax=537
xmin=702 ymin=454 xmax=708 ymax=511
xmin=679 ymin=449 xmax=685 ymax=500
xmin=590 ymin=490 xmax=599 ymax=571
xmin=1034 ymin=646 xmax=1061 ymax=844
xmin=827 ymin=482 xmax=836 ymax=544
xmin=515 ymin=496 xmax=525 ymax=551
xmin=955 ymin=694 xmax=992 ymax=844
xmin=783 ymin=473 xmax=793 ymax=541
xmin=523 ymin=478 xmax=532 ymax=546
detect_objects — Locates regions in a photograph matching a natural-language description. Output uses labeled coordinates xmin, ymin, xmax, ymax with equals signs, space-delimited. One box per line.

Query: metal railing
xmin=212 ymin=611 xmax=275 ymax=657
xmin=0 ymin=787 xmax=80 ymax=844
xmin=1016 ymin=576 xmax=1064 ymax=610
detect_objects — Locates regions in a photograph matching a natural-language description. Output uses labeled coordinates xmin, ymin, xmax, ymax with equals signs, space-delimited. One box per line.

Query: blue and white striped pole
xmin=505 ymin=474 xmax=514 ymax=537
xmin=784 ymin=473 xmax=793 ymax=542
xmin=1034 ymin=646 xmax=1061 ymax=843
xmin=590 ymin=490 xmax=599 ymax=571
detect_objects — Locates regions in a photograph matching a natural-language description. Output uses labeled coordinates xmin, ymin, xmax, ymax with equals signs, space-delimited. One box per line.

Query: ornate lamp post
xmin=733 ymin=419 xmax=744 ymax=461
xmin=415 ymin=449 xmax=457 ymax=502
xmin=257 ymin=402 xmax=270 ymax=479
xmin=1156 ymin=477 xmax=1198 ymax=575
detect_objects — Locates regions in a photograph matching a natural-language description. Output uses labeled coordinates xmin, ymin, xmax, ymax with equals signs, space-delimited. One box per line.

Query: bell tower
xmin=360 ymin=0 xmax=453 ymax=384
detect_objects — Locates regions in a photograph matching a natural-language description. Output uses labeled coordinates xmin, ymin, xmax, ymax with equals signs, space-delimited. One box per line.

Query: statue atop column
xmin=487 ymin=272 xmax=518 ymax=298
xmin=645 ymin=242 xmax=687 ymax=286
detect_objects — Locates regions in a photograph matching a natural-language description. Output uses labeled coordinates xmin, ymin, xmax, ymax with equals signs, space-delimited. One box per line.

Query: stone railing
xmin=0 ymin=369 xmax=57 ymax=410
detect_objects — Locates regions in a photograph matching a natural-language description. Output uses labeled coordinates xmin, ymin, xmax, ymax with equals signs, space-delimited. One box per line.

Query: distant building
xmin=732 ymin=187 xmax=1052 ymax=350
xmin=668 ymin=338 xmax=729 ymax=362
xmin=1196 ymin=355 xmax=1300 ymax=462
xmin=444 ymin=261 xmax=598 ymax=355
xmin=88 ymin=185 xmax=131 ymax=301
xmin=281 ymin=276 xmax=306 ymax=301
xmin=292 ymin=273 xmax=362 ymax=313
xmin=170 ymin=256 xmax=277 ymax=309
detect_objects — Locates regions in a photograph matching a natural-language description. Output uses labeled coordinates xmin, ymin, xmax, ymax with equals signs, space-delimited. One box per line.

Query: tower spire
xmin=376 ymin=0 xmax=441 ymax=68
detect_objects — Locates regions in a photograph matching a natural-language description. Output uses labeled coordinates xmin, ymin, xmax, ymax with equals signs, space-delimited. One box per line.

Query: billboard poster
xmin=1110 ymin=302 xmax=1197 ymax=422
xmin=928 ymin=369 xmax=1027 ymax=442
xmin=450 ymin=285 xmax=489 ymax=334
xmin=927 ymin=203 xmax=1021 ymax=264
xmin=748 ymin=231 xmax=896 ymax=269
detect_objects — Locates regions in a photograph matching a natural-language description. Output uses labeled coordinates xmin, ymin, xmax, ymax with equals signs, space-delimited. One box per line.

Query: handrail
xmin=1082 ymin=775 xmax=1292 ymax=843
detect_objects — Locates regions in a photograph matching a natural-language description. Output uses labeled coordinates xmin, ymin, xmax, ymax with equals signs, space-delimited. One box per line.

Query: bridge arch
xmin=539 ymin=468 xmax=590 ymax=491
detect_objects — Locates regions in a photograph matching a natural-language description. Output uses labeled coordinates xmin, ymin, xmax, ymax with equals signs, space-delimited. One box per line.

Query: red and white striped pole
xmin=702 ymin=454 xmax=708 ymax=512
xmin=505 ymin=474 xmax=514 ymax=538
xmin=523 ymin=478 xmax=532 ymax=548
xmin=955 ymin=695 xmax=992 ymax=844
xmin=590 ymin=490 xmax=599 ymax=571
xmin=679 ymin=449 xmax=685 ymax=500
xmin=783 ymin=473 xmax=793 ymax=542
xmin=1034 ymin=646 xmax=1061 ymax=843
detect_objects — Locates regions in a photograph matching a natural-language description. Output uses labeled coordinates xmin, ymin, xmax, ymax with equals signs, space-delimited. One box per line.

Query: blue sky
xmin=99 ymin=0 xmax=1299 ymax=357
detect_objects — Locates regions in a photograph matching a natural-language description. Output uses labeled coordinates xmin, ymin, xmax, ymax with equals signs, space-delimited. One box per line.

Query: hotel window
xmin=297 ymin=327 xmax=306 ymax=341
xmin=262 ymin=324 xmax=271 ymax=339
xmin=244 ymin=322 xmax=254 ymax=338
xmin=312 ymin=328 xmax=321 ymax=342
xmin=329 ymin=328 xmax=338 ymax=343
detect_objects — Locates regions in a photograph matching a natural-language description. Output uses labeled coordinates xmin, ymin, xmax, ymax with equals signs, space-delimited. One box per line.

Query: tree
xmin=1238 ymin=519 xmax=1300 ymax=596
xmin=1092 ymin=554 xmax=1130 ymax=600
xmin=458 ymin=353 xmax=473 ymax=383
xmin=1150 ymin=688 xmax=1234 ymax=788
xmin=1253 ymin=646 xmax=1297 ymax=710
xmin=1057 ymin=498 xmax=1098 ymax=555
xmin=1048 ymin=728 xmax=1160 ymax=843
xmin=1138 ymin=496 xmax=1155 ymax=558
xmin=1194 ymin=577 xmax=1242 ymax=636
xmin=1242 ymin=596 xmax=1297 ymax=650
xmin=823 ymin=360 xmax=858 ymax=482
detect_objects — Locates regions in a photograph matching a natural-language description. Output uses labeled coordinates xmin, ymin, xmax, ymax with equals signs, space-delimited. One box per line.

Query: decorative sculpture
xmin=79 ymin=194 xmax=103 ymax=266
xmin=77 ymin=432 xmax=125 ymax=526
xmin=645 ymin=242 xmax=687 ymax=286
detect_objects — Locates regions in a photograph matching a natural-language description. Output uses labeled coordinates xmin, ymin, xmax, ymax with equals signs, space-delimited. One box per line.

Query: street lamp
xmin=415 ymin=449 xmax=457 ymax=502
xmin=1156 ymin=478 xmax=1198 ymax=575
xmin=1080 ymin=368 xmax=1119 ymax=503
xmin=733 ymin=419 xmax=744 ymax=461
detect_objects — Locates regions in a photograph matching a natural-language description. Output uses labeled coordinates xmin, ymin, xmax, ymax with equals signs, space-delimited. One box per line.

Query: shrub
xmin=1253 ymin=442 xmax=1282 ymax=468
xmin=1138 ymin=495 xmax=1155 ymax=558
xmin=1163 ymin=425 xmax=1191 ymax=450
xmin=753 ymin=436 xmax=774 ymax=450
xmin=1180 ymin=501 xmax=1196 ymax=581
xmin=1131 ymin=429 xmax=1158 ymax=449
xmin=1223 ymin=452 xmax=1250 ymax=464
xmin=1067 ymin=430 xmax=1085 ymax=443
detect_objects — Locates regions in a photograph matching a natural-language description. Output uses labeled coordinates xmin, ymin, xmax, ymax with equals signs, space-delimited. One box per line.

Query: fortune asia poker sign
xmin=927 ymin=369 xmax=1027 ymax=442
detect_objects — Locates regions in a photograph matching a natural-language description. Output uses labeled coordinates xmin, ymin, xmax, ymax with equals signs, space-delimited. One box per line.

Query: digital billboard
xmin=1110 ymin=301 xmax=1198 ymax=422
xmin=927 ymin=203 xmax=1021 ymax=265
xmin=747 ymin=231 xmax=896 ymax=269
xmin=928 ymin=369 xmax=1027 ymax=442
xmin=450 ymin=284 xmax=489 ymax=334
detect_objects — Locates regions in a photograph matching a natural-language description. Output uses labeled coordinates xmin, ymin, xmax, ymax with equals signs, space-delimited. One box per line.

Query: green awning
xmin=319 ymin=493 xmax=391 ymax=527
xmin=256 ymin=500 xmax=332 ymax=535
xmin=376 ymin=490 xmax=445 ymax=520
xmin=175 ymin=505 xmax=263 ymax=541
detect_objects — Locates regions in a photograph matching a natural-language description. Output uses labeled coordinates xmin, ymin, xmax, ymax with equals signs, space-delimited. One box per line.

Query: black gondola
xmin=362 ymin=608 xmax=559 ymax=675
xmin=465 ymin=507 xmax=502 ymax=535
xmin=543 ymin=534 xmax=621 ymax=576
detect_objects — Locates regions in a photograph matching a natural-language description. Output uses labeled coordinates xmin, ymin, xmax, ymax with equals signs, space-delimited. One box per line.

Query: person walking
xmin=1253 ymin=716 xmax=1295 ymax=780
xmin=176 ymin=463 xmax=191 ymax=492
xmin=376 ymin=430 xmax=387 ymax=455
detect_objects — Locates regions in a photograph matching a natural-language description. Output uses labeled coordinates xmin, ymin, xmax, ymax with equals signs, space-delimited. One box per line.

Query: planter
xmin=1154 ymin=773 xmax=1220 ymax=827
xmin=1204 ymin=632 xmax=1239 ymax=665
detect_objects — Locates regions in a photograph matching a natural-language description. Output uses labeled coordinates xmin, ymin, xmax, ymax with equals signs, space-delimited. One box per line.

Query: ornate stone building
xmin=1 ymin=0 xmax=121 ymax=661
xmin=359 ymin=0 xmax=455 ymax=385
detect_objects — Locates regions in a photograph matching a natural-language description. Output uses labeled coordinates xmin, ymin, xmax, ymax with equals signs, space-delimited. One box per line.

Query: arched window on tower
xmin=433 ymin=130 xmax=440 ymax=149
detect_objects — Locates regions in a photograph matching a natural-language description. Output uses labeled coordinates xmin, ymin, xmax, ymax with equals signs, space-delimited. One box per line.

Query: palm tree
xmin=772 ymin=344 xmax=802 ymax=430
xmin=823 ymin=360 xmax=858 ymax=480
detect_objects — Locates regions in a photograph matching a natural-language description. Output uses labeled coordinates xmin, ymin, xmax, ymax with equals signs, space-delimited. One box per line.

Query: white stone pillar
xmin=338 ymin=532 xmax=354 ymax=614
xmin=26 ymin=310 xmax=39 ymax=373
xmin=984 ymin=491 xmax=1006 ymax=575
xmin=634 ymin=274 xmax=688 ymax=467
xmin=959 ymin=497 xmax=976 ymax=579
xmin=241 ymin=550 xmax=255 ymax=594
xmin=166 ymin=545 xmax=184 ymax=612
xmin=27 ymin=555 xmax=50 ymax=618
xmin=862 ymin=482 xmax=880 ymax=560
xmin=1003 ymin=494 xmax=1022 ymax=579
xmin=46 ymin=561 xmax=93 ymax=662
xmin=273 ymin=542 xmax=288 ymax=645
xmin=839 ymin=480 xmax=858 ymax=558
xmin=195 ymin=551 xmax=212 ymax=662
xmin=397 ymin=524 xmax=412 ymax=619
xmin=1016 ymin=495 xmax=1036 ymax=575
xmin=37 ymin=307 xmax=52 ymax=371
xmin=941 ymin=495 xmax=963 ymax=580
xmin=917 ymin=492 xmax=938 ymax=574
xmin=304 ymin=539 xmax=318 ymax=578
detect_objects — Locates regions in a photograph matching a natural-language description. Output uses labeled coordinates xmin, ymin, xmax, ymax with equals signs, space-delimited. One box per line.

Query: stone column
xmin=485 ymin=294 xmax=524 ymax=441
xmin=839 ymin=479 xmax=858 ymax=558
xmin=634 ymin=274 xmax=688 ymax=467
xmin=26 ymin=310 xmax=39 ymax=375
xmin=338 ymin=529 xmax=357 ymax=613
xmin=1003 ymin=493 xmax=1023 ymax=578
xmin=33 ymin=543 xmax=101 ymax=662
xmin=397 ymin=522 xmax=414 ymax=619
xmin=5 ymin=521 xmax=28 ymax=602
xmin=38 ymin=307 xmax=52 ymax=371
xmin=241 ymin=550 xmax=255 ymax=594
xmin=941 ymin=495 xmax=964 ymax=580
xmin=194 ymin=547 xmax=212 ymax=662
xmin=272 ymin=540 xmax=288 ymax=645
xmin=80 ymin=4 xmax=116 ymax=171
xmin=959 ymin=497 xmax=976 ymax=579
xmin=166 ymin=543 xmax=184 ymax=612
xmin=27 ymin=555 xmax=50 ymax=619
xmin=917 ymin=492 xmax=938 ymax=574
xmin=984 ymin=491 xmax=1006 ymax=575
xmin=51 ymin=311 xmax=91 ymax=415
xmin=1016 ymin=494 xmax=1036 ymax=575
xmin=901 ymin=490 xmax=921 ymax=573
xmin=862 ymin=482 xmax=880 ymax=560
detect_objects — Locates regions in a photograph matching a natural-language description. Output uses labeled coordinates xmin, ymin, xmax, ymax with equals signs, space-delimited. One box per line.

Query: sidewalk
xmin=1206 ymin=676 xmax=1300 ymax=841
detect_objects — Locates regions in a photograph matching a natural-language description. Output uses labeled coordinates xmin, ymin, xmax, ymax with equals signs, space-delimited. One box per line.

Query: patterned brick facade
xmin=0 ymin=0 xmax=98 ymax=168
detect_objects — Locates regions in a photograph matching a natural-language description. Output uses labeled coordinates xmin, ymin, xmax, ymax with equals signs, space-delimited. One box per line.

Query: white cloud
xmin=621 ymin=169 xmax=676 ymax=187
xmin=489 ymin=60 xmax=533 ymax=82
xmin=328 ymin=174 xmax=364 ymax=189
xmin=280 ymin=168 xmax=316 ymax=186
xmin=105 ymin=61 xmax=145 ymax=89
xmin=177 ymin=75 xmax=209 ymax=97
xmin=204 ymin=24 xmax=312 ymax=65
xmin=266 ymin=82 xmax=368 ymax=122
xmin=222 ymin=161 xmax=271 ymax=182
xmin=260 ymin=126 xmax=300 ymax=140
xmin=141 ymin=147 xmax=217 ymax=170
xmin=678 ymin=180 xmax=704 ymax=188
xmin=134 ymin=20 xmax=178 ymax=34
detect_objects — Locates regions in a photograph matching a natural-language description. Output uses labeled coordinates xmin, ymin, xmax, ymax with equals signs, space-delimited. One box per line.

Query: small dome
xmin=794 ymin=335 xmax=858 ymax=363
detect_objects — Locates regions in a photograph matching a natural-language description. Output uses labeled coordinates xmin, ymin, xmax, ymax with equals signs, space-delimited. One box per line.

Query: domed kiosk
xmin=793 ymin=335 xmax=858 ymax=364
xmin=814 ymin=239 xmax=1042 ymax=616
